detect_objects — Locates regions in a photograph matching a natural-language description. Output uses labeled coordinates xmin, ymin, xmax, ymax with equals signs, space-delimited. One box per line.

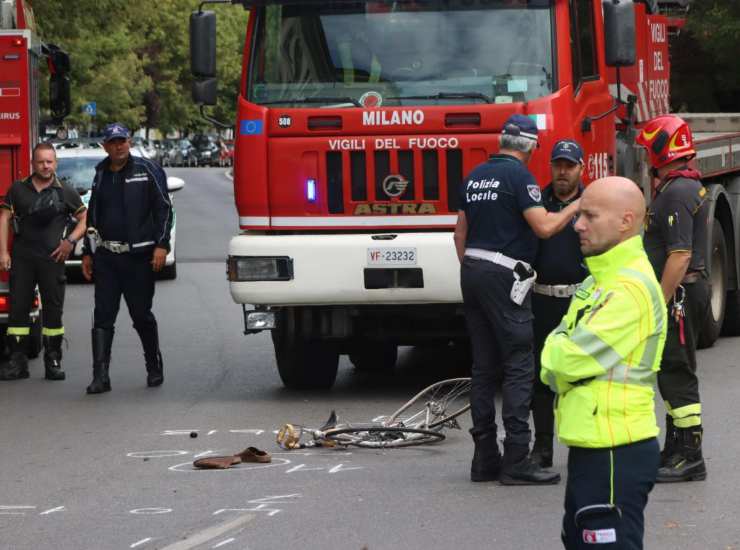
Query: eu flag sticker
xmin=240 ymin=119 xmax=263 ymax=136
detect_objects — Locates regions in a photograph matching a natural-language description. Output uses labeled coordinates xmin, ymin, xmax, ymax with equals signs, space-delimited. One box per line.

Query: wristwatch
xmin=65 ymin=237 xmax=77 ymax=245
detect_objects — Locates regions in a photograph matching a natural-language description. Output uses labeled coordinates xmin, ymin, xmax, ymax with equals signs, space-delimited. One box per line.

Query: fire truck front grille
xmin=324 ymin=148 xmax=463 ymax=214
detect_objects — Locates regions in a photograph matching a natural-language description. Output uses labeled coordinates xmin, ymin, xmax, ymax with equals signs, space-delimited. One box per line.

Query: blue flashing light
xmin=306 ymin=179 xmax=317 ymax=202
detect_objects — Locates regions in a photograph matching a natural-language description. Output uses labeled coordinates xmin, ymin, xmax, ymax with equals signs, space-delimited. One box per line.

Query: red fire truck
xmin=0 ymin=0 xmax=70 ymax=356
xmin=191 ymin=0 xmax=740 ymax=388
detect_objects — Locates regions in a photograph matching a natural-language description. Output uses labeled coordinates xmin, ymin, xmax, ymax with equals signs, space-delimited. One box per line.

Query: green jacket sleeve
xmin=540 ymin=283 xmax=648 ymax=394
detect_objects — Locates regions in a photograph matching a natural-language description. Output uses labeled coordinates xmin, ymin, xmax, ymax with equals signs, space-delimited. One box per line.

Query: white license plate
xmin=367 ymin=247 xmax=417 ymax=266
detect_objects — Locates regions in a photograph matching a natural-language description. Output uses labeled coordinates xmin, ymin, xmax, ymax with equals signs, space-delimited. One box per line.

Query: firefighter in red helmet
xmin=636 ymin=114 xmax=709 ymax=483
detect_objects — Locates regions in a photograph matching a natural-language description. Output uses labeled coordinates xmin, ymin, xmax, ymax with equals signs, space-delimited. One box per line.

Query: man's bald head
xmin=574 ymin=176 xmax=646 ymax=257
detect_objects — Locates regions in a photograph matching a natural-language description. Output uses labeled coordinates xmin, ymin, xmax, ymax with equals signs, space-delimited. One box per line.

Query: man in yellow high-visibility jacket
xmin=541 ymin=177 xmax=667 ymax=550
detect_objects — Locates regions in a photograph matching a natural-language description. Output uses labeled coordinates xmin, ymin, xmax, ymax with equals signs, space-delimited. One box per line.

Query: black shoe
xmin=657 ymin=426 xmax=706 ymax=483
xmin=135 ymin=321 xmax=164 ymax=388
xmin=529 ymin=437 xmax=553 ymax=468
xmin=1 ymin=335 xmax=29 ymax=381
xmin=660 ymin=415 xmax=677 ymax=467
xmin=86 ymin=328 xmax=112 ymax=394
xmin=146 ymin=351 xmax=164 ymax=387
xmin=500 ymin=455 xmax=560 ymax=486
xmin=470 ymin=429 xmax=502 ymax=482
xmin=43 ymin=335 xmax=66 ymax=381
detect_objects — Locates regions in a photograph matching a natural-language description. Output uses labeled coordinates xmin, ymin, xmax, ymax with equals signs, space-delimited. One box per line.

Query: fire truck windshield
xmin=248 ymin=0 xmax=554 ymax=107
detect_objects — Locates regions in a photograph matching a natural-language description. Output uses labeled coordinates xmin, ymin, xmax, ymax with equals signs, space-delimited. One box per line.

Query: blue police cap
xmin=102 ymin=123 xmax=130 ymax=143
xmin=551 ymin=139 xmax=584 ymax=164
xmin=501 ymin=114 xmax=539 ymax=141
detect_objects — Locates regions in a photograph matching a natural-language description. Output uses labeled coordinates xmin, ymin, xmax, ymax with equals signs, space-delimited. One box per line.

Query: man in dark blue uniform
xmin=454 ymin=114 xmax=581 ymax=484
xmin=81 ymin=123 xmax=172 ymax=394
xmin=530 ymin=140 xmax=587 ymax=468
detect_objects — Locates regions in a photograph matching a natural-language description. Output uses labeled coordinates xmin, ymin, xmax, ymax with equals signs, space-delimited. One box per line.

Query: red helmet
xmin=636 ymin=115 xmax=696 ymax=169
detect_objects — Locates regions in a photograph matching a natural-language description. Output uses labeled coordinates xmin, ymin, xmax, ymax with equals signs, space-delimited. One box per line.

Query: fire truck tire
xmin=722 ymin=290 xmax=740 ymax=336
xmin=349 ymin=344 xmax=398 ymax=372
xmin=27 ymin=314 xmax=43 ymax=359
xmin=271 ymin=310 xmax=339 ymax=389
xmin=698 ymin=218 xmax=727 ymax=349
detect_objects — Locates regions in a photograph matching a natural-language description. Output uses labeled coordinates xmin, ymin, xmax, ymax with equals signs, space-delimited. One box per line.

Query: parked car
xmin=191 ymin=134 xmax=220 ymax=167
xmin=54 ymin=145 xmax=184 ymax=279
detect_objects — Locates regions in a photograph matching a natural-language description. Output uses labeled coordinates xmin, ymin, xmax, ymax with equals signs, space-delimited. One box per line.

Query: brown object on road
xmin=193 ymin=447 xmax=272 ymax=469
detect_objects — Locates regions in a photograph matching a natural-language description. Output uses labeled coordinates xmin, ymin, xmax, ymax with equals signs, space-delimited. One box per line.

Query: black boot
xmin=657 ymin=426 xmax=707 ymax=482
xmin=470 ymin=428 xmax=502 ymax=482
xmin=529 ymin=435 xmax=554 ymax=468
xmin=660 ymin=415 xmax=677 ymax=467
xmin=135 ymin=321 xmax=164 ymax=387
xmin=86 ymin=328 xmax=113 ymax=394
xmin=43 ymin=335 xmax=66 ymax=381
xmin=500 ymin=443 xmax=561 ymax=485
xmin=0 ymin=335 xmax=30 ymax=381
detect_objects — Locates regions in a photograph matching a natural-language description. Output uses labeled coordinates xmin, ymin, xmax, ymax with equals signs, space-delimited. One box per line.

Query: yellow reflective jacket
xmin=540 ymin=236 xmax=667 ymax=448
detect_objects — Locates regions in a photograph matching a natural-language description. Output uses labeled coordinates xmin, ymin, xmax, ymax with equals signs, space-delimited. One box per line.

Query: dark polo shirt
xmin=1 ymin=175 xmax=85 ymax=260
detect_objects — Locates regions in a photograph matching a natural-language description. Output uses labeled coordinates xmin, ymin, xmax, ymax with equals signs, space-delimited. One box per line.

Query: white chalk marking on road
xmin=285 ymin=463 xmax=326 ymax=474
xmin=161 ymin=430 xmax=199 ymax=436
xmin=39 ymin=506 xmax=65 ymax=515
xmin=130 ymin=537 xmax=153 ymax=548
xmin=247 ymin=494 xmax=301 ymax=505
xmin=228 ymin=429 xmax=264 ymax=435
xmin=212 ymin=538 xmax=235 ymax=548
xmin=0 ymin=505 xmax=35 ymax=515
xmin=128 ymin=450 xmax=189 ymax=459
xmin=193 ymin=450 xmax=222 ymax=459
xmin=159 ymin=513 xmax=255 ymax=550
xmin=208 ymin=430 xmax=218 ymax=436
xmin=130 ymin=508 xmax=172 ymax=515
xmin=328 ymin=463 xmax=363 ymax=473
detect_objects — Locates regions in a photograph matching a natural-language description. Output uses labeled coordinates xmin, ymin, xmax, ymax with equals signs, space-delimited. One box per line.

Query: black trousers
xmin=8 ymin=254 xmax=65 ymax=335
xmin=461 ymin=257 xmax=533 ymax=448
xmin=657 ymin=279 xmax=709 ymax=424
xmin=532 ymin=293 xmax=571 ymax=440
xmin=562 ymin=438 xmax=659 ymax=550
xmin=93 ymin=250 xmax=157 ymax=332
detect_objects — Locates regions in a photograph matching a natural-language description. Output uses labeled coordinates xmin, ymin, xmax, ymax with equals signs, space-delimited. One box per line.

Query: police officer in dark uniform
xmin=637 ymin=115 xmax=709 ymax=483
xmin=81 ymin=123 xmax=173 ymax=394
xmin=530 ymin=140 xmax=587 ymax=468
xmin=454 ymin=114 xmax=580 ymax=484
xmin=0 ymin=142 xmax=86 ymax=381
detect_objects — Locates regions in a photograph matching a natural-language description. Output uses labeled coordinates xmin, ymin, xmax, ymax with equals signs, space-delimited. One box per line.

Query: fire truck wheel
xmin=271 ymin=313 xmax=338 ymax=388
xmin=349 ymin=344 xmax=398 ymax=372
xmin=699 ymin=218 xmax=727 ymax=349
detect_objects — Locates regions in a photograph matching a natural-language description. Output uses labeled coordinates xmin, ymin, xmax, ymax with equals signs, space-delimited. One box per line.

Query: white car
xmin=54 ymin=144 xmax=184 ymax=279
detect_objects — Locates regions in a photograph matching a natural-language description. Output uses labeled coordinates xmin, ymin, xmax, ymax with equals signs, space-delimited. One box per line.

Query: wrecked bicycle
xmin=277 ymin=377 xmax=471 ymax=449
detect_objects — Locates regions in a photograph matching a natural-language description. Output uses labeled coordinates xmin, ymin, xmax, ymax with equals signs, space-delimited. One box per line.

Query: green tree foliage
xmin=671 ymin=1 xmax=740 ymax=112
xmin=32 ymin=0 xmax=247 ymax=135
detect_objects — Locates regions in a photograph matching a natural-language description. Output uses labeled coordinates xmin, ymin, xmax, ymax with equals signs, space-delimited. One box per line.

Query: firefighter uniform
xmin=0 ymin=174 xmax=84 ymax=381
xmin=459 ymin=114 xmax=560 ymax=485
xmin=541 ymin=235 xmax=667 ymax=550
xmin=643 ymin=173 xmax=709 ymax=481
xmin=531 ymin=140 xmax=587 ymax=468
xmin=637 ymin=114 xmax=709 ymax=483
xmin=82 ymin=123 xmax=172 ymax=394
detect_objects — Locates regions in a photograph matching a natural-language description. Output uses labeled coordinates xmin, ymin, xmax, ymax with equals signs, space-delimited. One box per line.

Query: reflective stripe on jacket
xmin=540 ymin=236 xmax=667 ymax=448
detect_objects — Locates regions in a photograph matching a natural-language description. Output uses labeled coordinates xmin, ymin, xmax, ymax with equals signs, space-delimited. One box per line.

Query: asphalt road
xmin=1 ymin=167 xmax=739 ymax=550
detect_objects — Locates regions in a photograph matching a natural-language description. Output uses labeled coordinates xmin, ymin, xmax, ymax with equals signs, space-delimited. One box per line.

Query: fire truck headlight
xmin=246 ymin=310 xmax=276 ymax=330
xmin=306 ymin=179 xmax=317 ymax=202
xmin=227 ymin=256 xmax=293 ymax=281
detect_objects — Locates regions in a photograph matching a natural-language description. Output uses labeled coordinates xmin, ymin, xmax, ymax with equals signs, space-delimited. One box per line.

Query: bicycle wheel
xmin=386 ymin=377 xmax=471 ymax=430
xmin=324 ymin=426 xmax=445 ymax=448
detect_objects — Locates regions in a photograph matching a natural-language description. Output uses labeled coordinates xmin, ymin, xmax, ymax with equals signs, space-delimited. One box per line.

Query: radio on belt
xmin=510 ymin=262 xmax=537 ymax=306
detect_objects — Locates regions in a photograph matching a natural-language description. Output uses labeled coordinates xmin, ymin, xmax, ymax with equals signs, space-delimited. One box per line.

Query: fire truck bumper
xmin=227 ymin=232 xmax=463 ymax=306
